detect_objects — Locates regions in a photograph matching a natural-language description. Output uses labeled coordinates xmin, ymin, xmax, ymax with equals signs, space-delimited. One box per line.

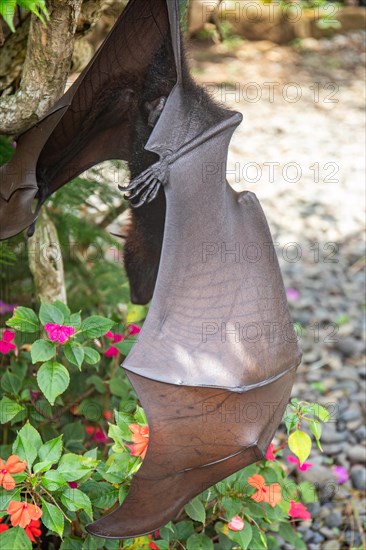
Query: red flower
xmin=0 ymin=517 xmax=9 ymax=533
xmin=127 ymin=324 xmax=141 ymax=336
xmin=149 ymin=542 xmax=159 ymax=550
xmin=287 ymin=455 xmax=313 ymax=472
xmin=289 ymin=500 xmax=311 ymax=520
xmin=0 ymin=330 xmax=16 ymax=354
xmin=7 ymin=500 xmax=42 ymax=528
xmin=0 ymin=455 xmax=27 ymax=491
xmin=266 ymin=443 xmax=276 ymax=461
xmin=68 ymin=481 xmax=78 ymax=489
xmin=103 ymin=410 xmax=113 ymax=421
xmin=25 ymin=519 xmax=42 ymax=542
xmin=248 ymin=473 xmax=282 ymax=508
xmin=105 ymin=331 xmax=124 ymax=357
xmin=228 ymin=515 xmax=244 ymax=531
xmin=126 ymin=424 xmax=149 ymax=459
xmin=44 ymin=323 xmax=75 ymax=344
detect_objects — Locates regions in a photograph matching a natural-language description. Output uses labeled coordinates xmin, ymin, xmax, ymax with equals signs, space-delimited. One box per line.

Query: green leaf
xmin=127 ymin=303 xmax=147 ymax=323
xmin=0 ymin=487 xmax=21 ymax=511
xmin=1 ymin=371 xmax=22 ymax=394
xmin=68 ymin=312 xmax=82 ymax=329
xmin=174 ymin=521 xmax=195 ymax=541
xmin=134 ymin=405 xmax=147 ymax=425
xmin=39 ymin=302 xmax=64 ymax=325
xmin=288 ymin=430 xmax=312 ymax=466
xmin=283 ymin=410 xmax=298 ymax=434
xmin=64 ymin=342 xmax=85 ymax=369
xmin=81 ymin=316 xmax=114 ymax=338
xmin=6 ymin=306 xmax=39 ymax=333
xmin=309 ymin=420 xmax=323 ymax=451
xmin=301 ymin=403 xmax=330 ymax=423
xmin=81 ymin=480 xmax=118 ymax=509
xmin=83 ymin=535 xmax=99 ymax=550
xmin=12 ymin=421 xmax=42 ymax=467
xmin=53 ymin=301 xmax=70 ymax=316
xmin=0 ymin=526 xmax=32 ymax=549
xmin=83 ymin=347 xmax=101 ymax=365
xmin=186 ymin=533 xmax=214 ymax=550
xmin=41 ymin=498 xmax=64 ymax=538
xmin=0 ymin=0 xmax=16 ymax=33
xmin=38 ymin=434 xmax=63 ymax=464
xmin=184 ymin=497 xmax=206 ymax=524
xmin=60 ymin=488 xmax=93 ymax=520
xmin=41 ymin=470 xmax=67 ymax=492
xmin=114 ymin=339 xmax=135 ymax=356
xmin=86 ymin=375 xmax=105 ymax=393
xmin=60 ymin=537 xmax=84 ymax=550
xmin=37 ymin=361 xmax=70 ymax=405
xmin=227 ymin=522 xmax=253 ymax=549
xmin=33 ymin=461 xmax=53 ymax=474
xmin=31 ymin=339 xmax=56 ymax=363
xmin=57 ymin=453 xmax=98 ymax=481
xmin=298 ymin=481 xmax=318 ymax=504
xmin=279 ymin=522 xmax=296 ymax=545
xmin=0 ymin=396 xmax=25 ymax=423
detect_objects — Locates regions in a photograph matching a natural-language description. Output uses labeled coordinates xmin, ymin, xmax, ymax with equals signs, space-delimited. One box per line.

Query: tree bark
xmin=28 ymin=209 xmax=67 ymax=304
xmin=0 ymin=0 xmax=83 ymax=135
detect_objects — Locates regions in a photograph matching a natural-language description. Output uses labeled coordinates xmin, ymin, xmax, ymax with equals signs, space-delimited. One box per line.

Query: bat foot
xmin=122 ymin=154 xmax=171 ymax=208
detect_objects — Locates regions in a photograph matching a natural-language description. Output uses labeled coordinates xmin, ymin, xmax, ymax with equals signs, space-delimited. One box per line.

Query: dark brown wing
xmin=0 ymin=0 xmax=171 ymax=239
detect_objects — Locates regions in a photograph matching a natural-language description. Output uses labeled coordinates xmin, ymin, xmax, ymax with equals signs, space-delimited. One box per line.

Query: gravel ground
xmin=191 ymin=31 xmax=366 ymax=550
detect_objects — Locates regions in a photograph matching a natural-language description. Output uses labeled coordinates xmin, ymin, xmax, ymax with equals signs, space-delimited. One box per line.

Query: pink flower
xmin=105 ymin=331 xmax=124 ymax=357
xmin=332 ymin=465 xmax=349 ymax=484
xmin=44 ymin=323 xmax=75 ymax=344
xmin=289 ymin=500 xmax=311 ymax=520
xmin=85 ymin=426 xmax=109 ymax=444
xmin=0 ymin=301 xmax=16 ymax=315
xmin=68 ymin=481 xmax=78 ymax=489
xmin=287 ymin=455 xmax=313 ymax=472
xmin=0 ymin=330 xmax=16 ymax=354
xmin=266 ymin=443 xmax=276 ymax=461
xmin=286 ymin=288 xmax=300 ymax=301
xmin=127 ymin=324 xmax=141 ymax=336
xmin=228 ymin=515 xmax=244 ymax=531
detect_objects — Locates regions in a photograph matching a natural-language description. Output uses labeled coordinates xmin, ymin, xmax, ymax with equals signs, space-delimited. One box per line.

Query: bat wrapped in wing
xmin=0 ymin=0 xmax=301 ymax=539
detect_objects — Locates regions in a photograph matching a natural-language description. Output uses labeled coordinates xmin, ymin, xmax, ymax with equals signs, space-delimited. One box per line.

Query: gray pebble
xmin=322 ymin=541 xmax=341 ymax=550
xmin=325 ymin=511 xmax=342 ymax=528
xmin=322 ymin=443 xmax=345 ymax=455
xmin=320 ymin=526 xmax=338 ymax=539
xmin=339 ymin=404 xmax=361 ymax=422
xmin=345 ymin=528 xmax=362 ymax=547
xmin=355 ymin=426 xmax=366 ymax=442
xmin=321 ymin=427 xmax=347 ymax=444
xmin=347 ymin=444 xmax=366 ymax=464
xmin=350 ymin=465 xmax=366 ymax=491
xmin=311 ymin=532 xmax=324 ymax=544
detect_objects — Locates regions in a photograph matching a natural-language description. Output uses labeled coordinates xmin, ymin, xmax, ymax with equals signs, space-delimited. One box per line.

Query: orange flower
xmin=7 ymin=500 xmax=42 ymax=528
xmin=248 ymin=473 xmax=282 ymax=508
xmin=0 ymin=455 xmax=27 ymax=491
xmin=126 ymin=424 xmax=149 ymax=459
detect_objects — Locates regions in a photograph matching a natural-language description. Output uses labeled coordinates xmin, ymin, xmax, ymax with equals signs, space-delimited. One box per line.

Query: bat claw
xmin=123 ymin=156 xmax=170 ymax=208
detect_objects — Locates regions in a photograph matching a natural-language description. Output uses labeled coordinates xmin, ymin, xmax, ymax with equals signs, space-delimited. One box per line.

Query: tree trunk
xmin=0 ymin=0 xmax=83 ymax=135
xmin=28 ymin=209 xmax=67 ymax=303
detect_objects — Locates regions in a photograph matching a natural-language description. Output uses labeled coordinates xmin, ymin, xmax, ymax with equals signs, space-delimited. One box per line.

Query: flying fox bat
xmin=0 ymin=0 xmax=301 ymax=539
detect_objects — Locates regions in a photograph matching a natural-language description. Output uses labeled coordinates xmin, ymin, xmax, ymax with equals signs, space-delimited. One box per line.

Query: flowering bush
xmin=0 ymin=302 xmax=331 ymax=549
